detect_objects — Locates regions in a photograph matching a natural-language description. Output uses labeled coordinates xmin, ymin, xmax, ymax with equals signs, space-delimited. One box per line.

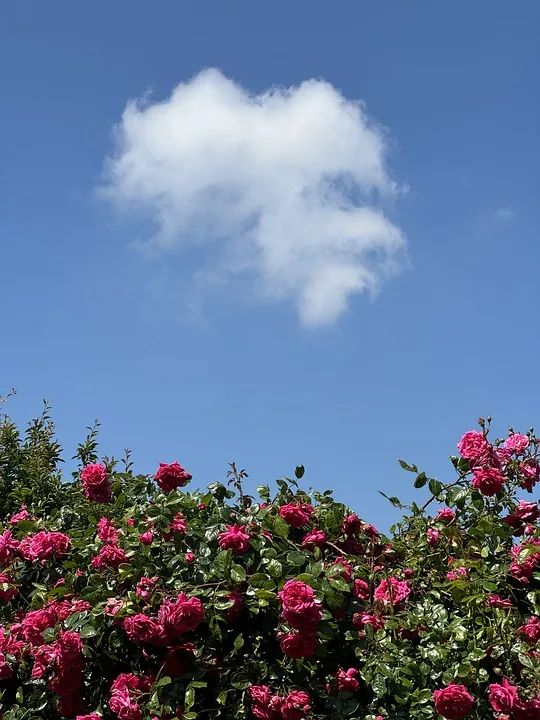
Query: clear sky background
xmin=1 ymin=1 xmax=538 ymax=529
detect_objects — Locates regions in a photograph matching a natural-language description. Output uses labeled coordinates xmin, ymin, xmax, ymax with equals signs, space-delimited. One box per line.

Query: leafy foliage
xmin=0 ymin=405 xmax=539 ymax=720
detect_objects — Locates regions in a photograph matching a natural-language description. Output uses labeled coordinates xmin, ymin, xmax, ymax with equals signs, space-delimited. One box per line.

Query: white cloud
xmin=103 ymin=68 xmax=406 ymax=326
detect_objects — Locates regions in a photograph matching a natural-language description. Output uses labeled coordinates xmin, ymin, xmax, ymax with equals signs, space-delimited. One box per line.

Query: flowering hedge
xmin=0 ymin=408 xmax=540 ymax=720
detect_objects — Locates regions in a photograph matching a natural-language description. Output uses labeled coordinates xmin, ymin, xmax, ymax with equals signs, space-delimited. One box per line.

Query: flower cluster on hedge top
xmin=0 ymin=410 xmax=540 ymax=720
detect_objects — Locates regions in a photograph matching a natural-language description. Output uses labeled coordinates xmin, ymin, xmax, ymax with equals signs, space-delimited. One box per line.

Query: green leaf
xmin=429 ymin=478 xmax=443 ymax=496
xmin=272 ymin=516 xmax=290 ymax=538
xmin=414 ymin=472 xmax=428 ymax=488
xmin=295 ymin=465 xmax=305 ymax=479
xmin=79 ymin=624 xmax=97 ymax=638
xmin=399 ymin=459 xmax=418 ymax=472
xmin=230 ymin=565 xmax=246 ymax=583
xmin=266 ymin=559 xmax=283 ymax=580
xmin=248 ymin=573 xmax=276 ymax=590
xmin=286 ymin=551 xmax=306 ymax=567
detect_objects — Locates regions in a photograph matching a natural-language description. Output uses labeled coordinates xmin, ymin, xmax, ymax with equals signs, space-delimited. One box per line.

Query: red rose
xmin=123 ymin=615 xmax=163 ymax=644
xmin=0 ymin=531 xmax=19 ymax=565
xmin=517 ymin=616 xmax=540 ymax=645
xmin=97 ymin=517 xmax=119 ymax=543
xmin=427 ymin=528 xmax=440 ymax=546
xmin=433 ymin=684 xmax=474 ymax=719
xmin=279 ymin=632 xmax=317 ymax=658
xmin=341 ymin=514 xmax=362 ymax=536
xmin=139 ymin=531 xmax=154 ymax=545
xmin=80 ymin=463 xmax=111 ymax=503
xmin=91 ymin=543 xmax=129 ymax=570
xmin=514 ymin=696 xmax=540 ymax=720
xmin=154 ymin=462 xmax=192 ymax=493
xmin=218 ymin=524 xmax=250 ymax=553
xmin=489 ymin=679 xmax=517 ymax=714
xmin=436 ymin=508 xmax=456 ymax=523
xmin=279 ymin=503 xmax=314 ymax=528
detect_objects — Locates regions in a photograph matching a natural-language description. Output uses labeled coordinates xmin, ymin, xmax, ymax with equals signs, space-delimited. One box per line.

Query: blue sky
xmin=1 ymin=1 xmax=538 ymax=529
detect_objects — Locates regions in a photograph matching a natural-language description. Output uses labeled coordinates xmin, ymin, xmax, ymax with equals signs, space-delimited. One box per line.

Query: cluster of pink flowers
xmin=154 ymin=462 xmax=192 ymax=494
xmin=109 ymin=672 xmax=152 ymax=720
xmin=489 ymin=678 xmax=540 ymax=720
xmin=249 ymin=685 xmax=311 ymax=720
xmin=278 ymin=580 xmax=321 ymax=658
xmin=373 ymin=576 xmax=411 ymax=608
xmin=509 ymin=538 xmax=540 ymax=585
xmin=80 ymin=463 xmax=111 ymax=503
xmin=326 ymin=667 xmax=360 ymax=694
xmin=122 ymin=592 xmax=204 ymax=646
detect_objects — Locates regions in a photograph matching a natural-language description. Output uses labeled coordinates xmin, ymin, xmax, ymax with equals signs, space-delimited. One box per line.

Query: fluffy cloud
xmin=104 ymin=68 xmax=406 ymax=325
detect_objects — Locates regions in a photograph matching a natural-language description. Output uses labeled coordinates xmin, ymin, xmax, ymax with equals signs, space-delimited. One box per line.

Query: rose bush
xmin=0 ymin=405 xmax=539 ymax=719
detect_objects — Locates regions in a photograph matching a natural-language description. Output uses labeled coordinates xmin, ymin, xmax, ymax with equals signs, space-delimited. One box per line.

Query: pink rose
xmin=0 ymin=574 xmax=18 ymax=601
xmin=282 ymin=690 xmax=311 ymax=720
xmin=139 ymin=531 xmax=154 ymax=545
xmin=8 ymin=505 xmax=30 ymax=524
xmin=91 ymin=543 xmax=129 ymax=570
xmin=218 ymin=524 xmax=250 ymax=553
xmin=486 ymin=594 xmax=512 ymax=609
xmin=335 ymin=668 xmax=359 ymax=693
xmin=279 ymin=580 xmax=322 ymax=632
xmin=123 ymin=614 xmax=163 ymax=644
xmin=517 ymin=616 xmax=540 ymax=645
xmin=514 ymin=696 xmax=540 ymax=720
xmin=504 ymin=501 xmax=540 ymax=535
xmin=504 ymin=433 xmax=529 ymax=454
xmin=446 ymin=567 xmax=467 ymax=581
xmin=301 ymin=529 xmax=327 ymax=549
xmin=374 ymin=577 xmax=411 ymax=607
xmin=457 ymin=431 xmax=489 ymax=460
xmin=427 ymin=528 xmax=440 ymax=546
xmin=154 ymin=462 xmax=192 ymax=493
xmin=353 ymin=579 xmax=370 ymax=600
xmin=279 ymin=632 xmax=317 ymax=658
xmin=471 ymin=467 xmax=505 ymax=496
xmin=185 ymin=552 xmax=195 ymax=563
xmin=19 ymin=531 xmax=70 ymax=562
xmin=436 ymin=508 xmax=456 ymax=523
xmin=489 ymin=679 xmax=517 ymax=714
xmin=433 ymin=684 xmax=474 ymax=719
xmin=97 ymin=517 xmax=119 ymax=543
xmin=352 ymin=612 xmax=385 ymax=632
xmin=81 ymin=463 xmax=111 ymax=503
xmin=158 ymin=593 xmax=204 ymax=637
xmin=0 ymin=530 xmax=19 ymax=565
xmin=279 ymin=503 xmax=314 ymax=528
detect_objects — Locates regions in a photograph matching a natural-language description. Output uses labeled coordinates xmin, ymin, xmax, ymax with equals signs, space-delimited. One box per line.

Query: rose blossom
xmin=353 ymin=613 xmax=385 ymax=632
xmin=433 ymin=684 xmax=474 ymax=719
xmin=80 ymin=463 xmax=111 ymax=503
xmin=163 ymin=513 xmax=189 ymax=542
xmin=353 ymin=579 xmax=370 ymax=600
xmin=436 ymin=508 xmax=456 ymax=523
xmin=185 ymin=552 xmax=195 ymax=563
xmin=341 ymin=514 xmax=362 ymax=536
xmin=154 ymin=462 xmax=192 ymax=493
xmin=457 ymin=431 xmax=489 ymax=460
xmin=335 ymin=668 xmax=359 ymax=693
xmin=504 ymin=433 xmax=529 ymax=454
xmin=19 ymin=531 xmax=70 ymax=562
xmin=279 ymin=632 xmax=317 ymax=658
xmin=504 ymin=501 xmax=540 ymax=535
xmin=158 ymin=593 xmax=204 ymax=637
xmin=123 ymin=614 xmax=162 ymax=644
xmin=517 ymin=616 xmax=540 ymax=646
xmin=374 ymin=577 xmax=411 ymax=607
xmin=91 ymin=543 xmax=129 ymax=570
xmin=217 ymin=524 xmax=250 ymax=553
xmin=139 ymin=531 xmax=154 ymax=545
xmin=427 ymin=528 xmax=440 ymax=546
xmin=486 ymin=594 xmax=512 ymax=610
xmin=446 ymin=567 xmax=467 ymax=581
xmin=519 ymin=460 xmax=540 ymax=491
xmin=0 ymin=530 xmax=19 ymax=565
xmin=8 ymin=505 xmax=30 ymax=524
xmin=301 ymin=529 xmax=327 ymax=549
xmin=514 ymin=696 xmax=540 ymax=720
xmin=278 ymin=503 xmax=314 ymax=528
xmin=471 ymin=467 xmax=506 ymax=496
xmin=282 ymin=690 xmax=311 ymax=720
xmin=489 ymin=679 xmax=517 ymax=714
xmin=279 ymin=580 xmax=322 ymax=631
xmin=136 ymin=576 xmax=158 ymax=603
xmin=97 ymin=517 xmax=119 ymax=543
